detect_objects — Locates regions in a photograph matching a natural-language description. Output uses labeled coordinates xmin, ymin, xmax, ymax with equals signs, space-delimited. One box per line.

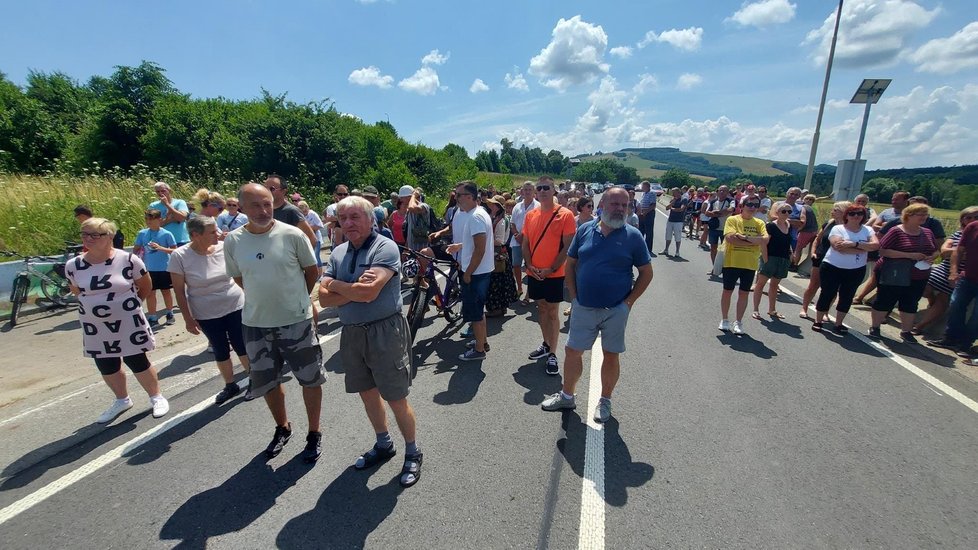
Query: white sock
xmin=560 ymin=391 xmax=574 ymax=400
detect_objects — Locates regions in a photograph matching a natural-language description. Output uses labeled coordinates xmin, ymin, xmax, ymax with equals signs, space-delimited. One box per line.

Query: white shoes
xmin=718 ymin=319 xmax=731 ymax=332
xmin=732 ymin=321 xmax=744 ymax=335
xmin=150 ymin=395 xmax=170 ymax=418
xmin=97 ymin=398 xmax=133 ymax=424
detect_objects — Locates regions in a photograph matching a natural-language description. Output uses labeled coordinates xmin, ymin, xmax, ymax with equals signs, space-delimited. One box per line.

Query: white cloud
xmin=528 ymin=15 xmax=610 ymax=91
xmin=633 ymin=73 xmax=658 ymax=95
xmin=609 ymin=46 xmax=633 ymax=58
xmin=728 ymin=0 xmax=796 ymax=27
xmin=348 ymin=66 xmax=394 ymax=89
xmin=469 ymin=78 xmax=490 ymax=93
xmin=677 ymin=73 xmax=703 ymax=90
xmin=908 ymin=21 xmax=978 ymax=74
xmin=803 ymin=0 xmax=939 ymax=67
xmin=421 ymin=49 xmax=450 ymax=66
xmin=577 ymin=77 xmax=629 ymax=132
xmin=638 ymin=27 xmax=703 ymax=52
xmin=398 ymin=67 xmax=441 ymax=95
xmin=505 ymin=69 xmax=529 ymax=92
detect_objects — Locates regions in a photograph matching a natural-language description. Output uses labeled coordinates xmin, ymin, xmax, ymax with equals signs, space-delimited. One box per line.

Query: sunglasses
xmin=744 ymin=203 xmax=760 ymax=208
xmin=779 ymin=209 xmax=792 ymax=214
xmin=336 ymin=192 xmax=349 ymax=197
xmin=847 ymin=211 xmax=866 ymax=217
xmin=536 ymin=185 xmax=552 ymax=191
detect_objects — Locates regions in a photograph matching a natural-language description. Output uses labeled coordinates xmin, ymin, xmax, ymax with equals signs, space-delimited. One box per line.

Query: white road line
xmin=0 ymin=341 xmax=210 ymax=428
xmin=778 ymin=286 xmax=978 ymax=415
xmin=578 ymin=338 xmax=605 ymax=550
xmin=0 ymin=330 xmax=341 ymax=525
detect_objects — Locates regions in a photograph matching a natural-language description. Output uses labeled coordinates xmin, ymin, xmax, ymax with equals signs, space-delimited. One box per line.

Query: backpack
xmin=404 ymin=203 xmax=444 ymax=241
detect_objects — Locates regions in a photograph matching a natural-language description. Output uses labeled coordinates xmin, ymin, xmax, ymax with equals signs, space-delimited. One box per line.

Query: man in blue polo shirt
xmin=541 ymin=187 xmax=653 ymax=423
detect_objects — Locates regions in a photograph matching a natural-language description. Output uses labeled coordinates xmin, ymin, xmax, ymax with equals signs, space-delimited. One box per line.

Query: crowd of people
xmin=60 ymin=173 xmax=978 ymax=489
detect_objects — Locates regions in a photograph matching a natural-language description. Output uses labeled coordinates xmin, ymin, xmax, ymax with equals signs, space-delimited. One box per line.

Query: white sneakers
xmin=718 ymin=319 xmax=745 ymax=335
xmin=96 ymin=395 xmax=169 ymax=424
xmin=97 ymin=398 xmax=134 ymax=424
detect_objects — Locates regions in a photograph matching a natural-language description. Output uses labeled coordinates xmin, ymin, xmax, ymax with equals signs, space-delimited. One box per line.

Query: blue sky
xmin=3 ymin=0 xmax=977 ymax=169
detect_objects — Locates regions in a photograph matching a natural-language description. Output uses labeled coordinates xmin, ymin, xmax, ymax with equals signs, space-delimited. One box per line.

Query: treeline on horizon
xmin=0 ymin=61 xmax=481 ymax=202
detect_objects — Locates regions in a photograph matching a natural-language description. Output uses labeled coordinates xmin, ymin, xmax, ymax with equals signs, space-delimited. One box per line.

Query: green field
xmin=577 ymin=149 xmax=792 ymax=181
xmin=582 ymin=154 xmax=713 ymax=182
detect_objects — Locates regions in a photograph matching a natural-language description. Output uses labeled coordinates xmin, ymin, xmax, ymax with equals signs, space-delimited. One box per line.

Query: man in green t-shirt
xmin=719 ymin=199 xmax=768 ymax=335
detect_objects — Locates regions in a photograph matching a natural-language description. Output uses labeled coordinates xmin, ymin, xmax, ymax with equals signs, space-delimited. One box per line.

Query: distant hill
xmin=573 ymin=147 xmax=836 ymax=180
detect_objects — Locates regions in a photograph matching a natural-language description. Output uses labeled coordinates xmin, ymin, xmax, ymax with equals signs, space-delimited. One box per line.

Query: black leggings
xmin=94 ymin=353 xmax=151 ymax=376
xmin=816 ymin=263 xmax=866 ymax=313
xmin=197 ymin=309 xmax=246 ymax=362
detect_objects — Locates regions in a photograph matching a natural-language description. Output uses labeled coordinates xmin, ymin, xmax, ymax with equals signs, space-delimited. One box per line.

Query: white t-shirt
xmin=224 ymin=222 xmax=317 ymax=327
xmin=304 ymin=211 xmax=323 ymax=242
xmin=823 ymin=225 xmax=873 ymax=269
xmin=452 ymin=207 xmax=495 ymax=275
xmin=511 ymin=199 xmax=539 ymax=232
xmin=167 ymin=242 xmax=245 ymax=320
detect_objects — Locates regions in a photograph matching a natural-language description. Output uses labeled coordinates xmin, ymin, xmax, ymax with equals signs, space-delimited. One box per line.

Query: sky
xmin=3 ymin=0 xmax=977 ymax=170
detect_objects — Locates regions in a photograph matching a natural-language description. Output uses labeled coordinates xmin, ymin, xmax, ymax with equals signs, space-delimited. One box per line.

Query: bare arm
xmin=169 ymin=272 xmax=200 ymax=334
xmin=624 ymin=263 xmax=653 ymax=308
xmin=135 ymin=273 xmax=153 ymax=300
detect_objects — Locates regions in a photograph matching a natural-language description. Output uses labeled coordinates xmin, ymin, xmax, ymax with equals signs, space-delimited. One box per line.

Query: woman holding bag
xmin=869 ymin=203 xmax=939 ymax=342
xmin=484 ymin=197 xmax=517 ymax=317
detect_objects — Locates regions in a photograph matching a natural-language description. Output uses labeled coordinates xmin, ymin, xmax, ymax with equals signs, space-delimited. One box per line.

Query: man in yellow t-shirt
xmin=719 ymin=200 xmax=768 ymax=335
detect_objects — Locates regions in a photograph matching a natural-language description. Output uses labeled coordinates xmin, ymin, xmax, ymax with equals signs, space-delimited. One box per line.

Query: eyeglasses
xmin=536 ymin=185 xmax=552 ymax=191
xmin=779 ymin=209 xmax=792 ymax=214
xmin=226 ymin=203 xmax=238 ymax=207
xmin=80 ymin=232 xmax=108 ymax=239
xmin=744 ymin=203 xmax=760 ymax=208
xmin=336 ymin=193 xmax=349 ymax=197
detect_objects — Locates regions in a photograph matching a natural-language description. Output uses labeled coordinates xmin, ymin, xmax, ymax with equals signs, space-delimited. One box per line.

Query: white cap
xmin=398 ymin=185 xmax=415 ymax=198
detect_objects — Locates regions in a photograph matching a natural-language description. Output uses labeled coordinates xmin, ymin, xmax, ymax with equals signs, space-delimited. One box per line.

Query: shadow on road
xmin=716 ymin=333 xmax=777 ymax=358
xmin=124 ymin=397 xmax=247 ymax=466
xmin=276 ymin=467 xmax=403 ymax=549
xmin=757 ymin=318 xmax=805 ymax=340
xmin=0 ymin=412 xmax=145 ymax=491
xmin=512 ymin=362 xmax=562 ymax=406
xmin=432 ymin=361 xmax=486 ymax=406
xmin=33 ymin=317 xmax=80 ymax=335
xmin=156 ymin=351 xmax=214 ymax=380
xmin=161 ymin=453 xmax=316 ymax=549
xmin=556 ymin=413 xmax=654 ymax=506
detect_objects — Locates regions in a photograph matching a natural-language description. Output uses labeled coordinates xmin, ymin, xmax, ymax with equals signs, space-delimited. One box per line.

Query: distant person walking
xmin=225 ymin=183 xmax=326 ymax=463
xmin=541 ymin=187 xmax=652 ymax=423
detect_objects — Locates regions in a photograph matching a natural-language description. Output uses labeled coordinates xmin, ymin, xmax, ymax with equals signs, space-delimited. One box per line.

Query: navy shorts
xmin=708 ymin=229 xmax=725 ymax=247
xmin=722 ymin=267 xmax=756 ymax=292
xmin=460 ymin=272 xmax=491 ymax=323
xmin=197 ymin=309 xmax=246 ymax=362
xmin=150 ymin=270 xmax=172 ymax=290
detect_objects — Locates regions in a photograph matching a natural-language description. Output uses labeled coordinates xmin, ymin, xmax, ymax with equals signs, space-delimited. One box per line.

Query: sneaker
xmin=926 ymin=338 xmax=959 ymax=349
xmin=732 ymin=321 xmax=744 ymax=335
xmin=718 ymin=319 xmax=731 ymax=332
xmin=458 ymin=349 xmax=487 ymax=361
xmin=460 ymin=324 xmax=474 ymax=338
xmin=594 ymin=399 xmax=611 ymax=423
xmin=150 ymin=395 xmax=169 ymax=418
xmin=96 ymin=397 xmax=133 ymax=424
xmin=302 ymin=431 xmax=322 ymax=463
xmin=900 ymin=331 xmax=919 ymax=344
xmin=265 ymin=423 xmax=292 ymax=458
xmin=147 ymin=315 xmax=158 ymax=326
xmin=165 ymin=312 xmax=175 ymax=325
xmin=868 ymin=327 xmax=882 ymax=339
xmin=214 ymin=383 xmax=241 ymax=405
xmin=541 ymin=392 xmax=576 ymax=411
xmin=529 ymin=342 xmax=551 ymax=360
xmin=659 ymin=250 xmax=670 ymax=256
xmin=545 ymin=353 xmax=559 ymax=375
xmin=465 ymin=340 xmax=490 ymax=352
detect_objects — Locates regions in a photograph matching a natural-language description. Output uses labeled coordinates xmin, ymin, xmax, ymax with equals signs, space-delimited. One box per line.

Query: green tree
xmin=661 ymin=168 xmax=693 ymax=189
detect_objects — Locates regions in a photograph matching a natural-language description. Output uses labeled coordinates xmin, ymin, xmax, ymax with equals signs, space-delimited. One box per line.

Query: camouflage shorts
xmin=244 ymin=320 xmax=326 ymax=398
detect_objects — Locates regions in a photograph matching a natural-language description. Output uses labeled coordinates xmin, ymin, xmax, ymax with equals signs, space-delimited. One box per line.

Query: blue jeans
xmin=945 ymin=278 xmax=978 ymax=345
xmin=639 ymin=212 xmax=655 ymax=252
xmin=460 ymin=273 xmax=491 ymax=323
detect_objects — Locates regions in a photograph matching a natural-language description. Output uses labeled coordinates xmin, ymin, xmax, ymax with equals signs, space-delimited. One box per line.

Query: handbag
xmin=879 ymin=259 xmax=912 ymax=287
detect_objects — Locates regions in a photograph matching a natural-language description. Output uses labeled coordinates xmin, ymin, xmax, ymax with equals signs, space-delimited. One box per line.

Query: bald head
xmin=238 ymin=183 xmax=274 ymax=230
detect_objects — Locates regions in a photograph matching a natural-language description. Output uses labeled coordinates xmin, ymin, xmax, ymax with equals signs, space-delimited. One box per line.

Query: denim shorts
xmin=566 ymin=299 xmax=630 ymax=354
xmin=511 ymin=245 xmax=524 ymax=270
xmin=460 ymin=272 xmax=491 ymax=323
xmin=708 ymin=229 xmax=725 ymax=246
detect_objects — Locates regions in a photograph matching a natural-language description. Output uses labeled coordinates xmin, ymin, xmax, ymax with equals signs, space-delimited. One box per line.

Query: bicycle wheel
xmin=442 ymin=279 xmax=462 ymax=324
xmin=8 ymin=275 xmax=29 ymax=327
xmin=406 ymin=284 xmax=430 ymax=343
xmin=40 ymin=271 xmax=71 ymax=307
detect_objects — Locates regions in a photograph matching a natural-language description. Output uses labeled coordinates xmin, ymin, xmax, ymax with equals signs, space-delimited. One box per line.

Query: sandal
xmin=910 ymin=328 xmax=924 ymax=336
xmin=832 ymin=324 xmax=848 ymax=335
xmin=399 ymin=451 xmax=423 ymax=487
xmin=354 ymin=443 xmax=397 ymax=470
xmin=768 ymin=311 xmax=785 ymax=319
xmin=751 ymin=311 xmax=762 ymax=320
xmin=811 ymin=322 xmax=823 ymax=332
xmin=852 ymin=298 xmax=864 ymax=306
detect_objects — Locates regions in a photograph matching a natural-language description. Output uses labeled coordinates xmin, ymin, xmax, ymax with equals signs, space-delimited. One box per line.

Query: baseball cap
xmin=290 ymin=192 xmax=302 ymax=202
xmin=398 ymin=185 xmax=415 ymax=198
xmin=362 ymin=185 xmax=379 ymax=198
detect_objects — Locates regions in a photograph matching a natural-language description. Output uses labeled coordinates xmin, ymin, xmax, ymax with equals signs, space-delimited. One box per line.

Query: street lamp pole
xmin=804 ymin=0 xmax=844 ymax=190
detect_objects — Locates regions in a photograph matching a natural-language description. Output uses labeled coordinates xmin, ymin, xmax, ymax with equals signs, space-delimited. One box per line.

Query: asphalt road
xmin=1 ymin=198 xmax=977 ymax=549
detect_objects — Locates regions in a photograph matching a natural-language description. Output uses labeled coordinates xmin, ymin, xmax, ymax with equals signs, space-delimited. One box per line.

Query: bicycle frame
xmin=400 ymin=245 xmax=463 ymax=343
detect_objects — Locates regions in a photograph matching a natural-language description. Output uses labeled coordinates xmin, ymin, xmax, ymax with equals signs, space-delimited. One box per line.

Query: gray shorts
xmin=244 ymin=320 xmax=326 ymax=398
xmin=340 ymin=313 xmax=412 ymax=401
xmin=566 ymin=299 xmax=630 ymax=354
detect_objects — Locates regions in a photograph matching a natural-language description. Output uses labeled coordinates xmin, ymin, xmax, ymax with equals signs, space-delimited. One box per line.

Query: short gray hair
xmin=336 ymin=196 xmax=374 ymax=220
xmin=187 ymin=215 xmax=216 ymax=236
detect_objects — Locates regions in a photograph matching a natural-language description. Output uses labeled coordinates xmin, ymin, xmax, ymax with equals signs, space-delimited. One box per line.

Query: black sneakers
xmin=265 ymin=423 xmax=292 ymax=458
xmin=303 ymin=431 xmax=322 ymax=463
xmin=529 ymin=342 xmax=551 ymax=360
xmin=214 ymin=383 xmax=241 ymax=405
xmin=545 ymin=353 xmax=559 ymax=375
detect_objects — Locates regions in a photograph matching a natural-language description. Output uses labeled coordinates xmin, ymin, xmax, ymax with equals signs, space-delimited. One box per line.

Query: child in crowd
xmin=133 ymin=209 xmax=178 ymax=327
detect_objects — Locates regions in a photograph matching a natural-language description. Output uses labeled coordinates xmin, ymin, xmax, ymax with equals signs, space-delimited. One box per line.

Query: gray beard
xmin=601 ymin=212 xmax=625 ymax=229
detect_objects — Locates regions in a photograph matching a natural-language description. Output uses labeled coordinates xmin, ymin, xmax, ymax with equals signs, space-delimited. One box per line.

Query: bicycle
xmin=399 ymin=245 xmax=463 ymax=344
xmin=4 ymin=243 xmax=82 ymax=327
